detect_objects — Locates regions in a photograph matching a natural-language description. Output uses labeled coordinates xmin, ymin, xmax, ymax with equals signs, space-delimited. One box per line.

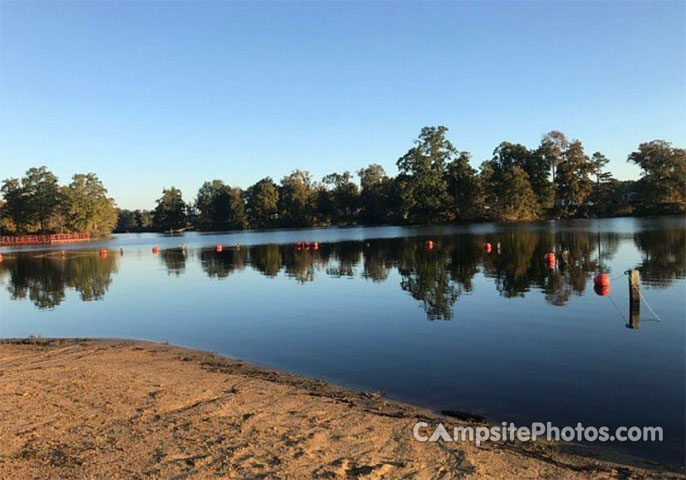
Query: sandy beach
xmin=0 ymin=339 xmax=682 ymax=479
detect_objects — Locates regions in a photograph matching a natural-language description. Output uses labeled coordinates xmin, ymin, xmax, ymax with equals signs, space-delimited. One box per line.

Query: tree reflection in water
xmin=1 ymin=226 xmax=684 ymax=318
xmin=0 ymin=251 xmax=118 ymax=309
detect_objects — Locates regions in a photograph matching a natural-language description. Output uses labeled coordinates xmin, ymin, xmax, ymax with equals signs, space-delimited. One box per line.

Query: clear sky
xmin=1 ymin=1 xmax=684 ymax=210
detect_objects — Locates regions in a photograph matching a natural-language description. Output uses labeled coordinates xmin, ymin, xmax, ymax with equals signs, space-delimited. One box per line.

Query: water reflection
xmin=0 ymin=252 xmax=118 ymax=309
xmin=1 ymin=228 xmax=683 ymax=317
xmin=634 ymin=228 xmax=686 ymax=286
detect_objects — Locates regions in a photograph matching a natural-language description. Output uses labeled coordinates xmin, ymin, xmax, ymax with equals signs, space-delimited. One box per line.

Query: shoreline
xmin=1 ymin=338 xmax=682 ymax=479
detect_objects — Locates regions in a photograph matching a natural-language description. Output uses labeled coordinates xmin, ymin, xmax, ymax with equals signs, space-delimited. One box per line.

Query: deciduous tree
xmin=153 ymin=187 xmax=187 ymax=231
xmin=396 ymin=126 xmax=453 ymax=224
xmin=63 ymin=173 xmax=118 ymax=236
xmin=628 ymin=140 xmax=686 ymax=212
xmin=245 ymin=177 xmax=279 ymax=229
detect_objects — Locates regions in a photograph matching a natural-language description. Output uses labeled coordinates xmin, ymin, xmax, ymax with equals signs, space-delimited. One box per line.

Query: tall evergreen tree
xmin=590 ymin=152 xmax=614 ymax=215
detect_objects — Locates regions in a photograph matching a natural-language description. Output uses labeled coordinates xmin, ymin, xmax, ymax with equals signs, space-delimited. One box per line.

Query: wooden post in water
xmin=628 ymin=270 xmax=640 ymax=329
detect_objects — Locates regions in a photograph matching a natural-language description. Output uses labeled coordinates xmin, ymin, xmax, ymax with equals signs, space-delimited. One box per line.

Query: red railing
xmin=0 ymin=233 xmax=92 ymax=246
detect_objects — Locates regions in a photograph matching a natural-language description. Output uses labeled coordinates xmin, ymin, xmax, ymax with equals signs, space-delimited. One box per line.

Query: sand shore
xmin=0 ymin=339 xmax=682 ymax=479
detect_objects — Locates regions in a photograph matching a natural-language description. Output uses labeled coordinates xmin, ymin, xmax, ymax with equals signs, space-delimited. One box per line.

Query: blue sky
xmin=1 ymin=1 xmax=684 ymax=210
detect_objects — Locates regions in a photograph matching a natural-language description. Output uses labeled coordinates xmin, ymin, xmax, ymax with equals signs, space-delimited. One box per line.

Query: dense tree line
xmin=1 ymin=167 xmax=117 ymax=236
xmin=4 ymin=127 xmax=683 ymax=236
xmin=132 ymin=126 xmax=684 ymax=232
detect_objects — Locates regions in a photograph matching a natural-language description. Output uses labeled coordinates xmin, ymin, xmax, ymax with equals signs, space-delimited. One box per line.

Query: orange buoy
xmin=0 ymin=253 xmax=3 ymax=263
xmin=425 ymin=240 xmax=434 ymax=250
xmin=313 ymin=242 xmax=319 ymax=250
xmin=215 ymin=244 xmax=223 ymax=253
xmin=484 ymin=242 xmax=492 ymax=253
xmin=99 ymin=249 xmax=108 ymax=258
xmin=152 ymin=246 xmax=159 ymax=255
xmin=594 ymin=273 xmax=610 ymax=287
xmin=594 ymin=283 xmax=611 ymax=296
xmin=544 ymin=252 xmax=556 ymax=269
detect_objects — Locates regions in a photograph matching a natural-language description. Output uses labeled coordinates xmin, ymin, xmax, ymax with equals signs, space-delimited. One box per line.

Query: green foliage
xmin=153 ymin=187 xmax=188 ymax=231
xmin=357 ymin=164 xmax=394 ymax=224
xmin=481 ymin=148 xmax=540 ymax=221
xmin=590 ymin=152 xmax=614 ymax=216
xmin=62 ymin=173 xmax=118 ymax=236
xmin=194 ymin=180 xmax=248 ymax=231
xmin=4 ymin=131 xmax=682 ymax=235
xmin=245 ymin=177 xmax=279 ymax=229
xmin=554 ymin=140 xmax=594 ymax=215
xmin=115 ymin=209 xmax=154 ymax=232
xmin=396 ymin=126 xmax=454 ymax=224
xmin=319 ymin=171 xmax=360 ymax=225
xmin=278 ymin=170 xmax=315 ymax=227
xmin=445 ymin=152 xmax=484 ymax=220
xmin=498 ymin=166 xmax=540 ymax=221
xmin=0 ymin=167 xmax=61 ymax=233
xmin=0 ymin=168 xmax=117 ymax=236
xmin=628 ymin=140 xmax=686 ymax=212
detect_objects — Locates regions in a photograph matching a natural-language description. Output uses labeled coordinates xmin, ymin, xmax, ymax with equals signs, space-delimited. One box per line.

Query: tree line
xmin=1 ymin=167 xmax=117 ymax=236
xmin=122 ymin=127 xmax=685 ymax=233
xmin=2 ymin=127 xmax=684 ymax=236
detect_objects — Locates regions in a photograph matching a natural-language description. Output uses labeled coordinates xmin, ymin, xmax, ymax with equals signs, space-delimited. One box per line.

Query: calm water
xmin=1 ymin=217 xmax=684 ymax=464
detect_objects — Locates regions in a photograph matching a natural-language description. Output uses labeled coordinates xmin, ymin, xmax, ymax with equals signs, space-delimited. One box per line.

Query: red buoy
xmin=484 ymin=242 xmax=492 ymax=253
xmin=594 ymin=283 xmax=611 ymax=296
xmin=425 ymin=240 xmax=434 ymax=250
xmin=152 ymin=246 xmax=159 ymax=255
xmin=544 ymin=252 xmax=556 ymax=269
xmin=594 ymin=273 xmax=610 ymax=287
xmin=0 ymin=253 xmax=3 ymax=263
xmin=99 ymin=249 xmax=108 ymax=258
xmin=313 ymin=242 xmax=319 ymax=251
xmin=215 ymin=244 xmax=223 ymax=253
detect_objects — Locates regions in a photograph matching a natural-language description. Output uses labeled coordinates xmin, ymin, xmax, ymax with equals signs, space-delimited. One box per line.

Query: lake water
xmin=1 ymin=217 xmax=684 ymax=464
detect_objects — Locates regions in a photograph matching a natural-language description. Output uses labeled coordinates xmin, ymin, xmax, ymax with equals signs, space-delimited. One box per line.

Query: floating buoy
xmin=215 ymin=244 xmax=223 ymax=253
xmin=594 ymin=283 xmax=611 ymax=296
xmin=0 ymin=253 xmax=3 ymax=263
xmin=304 ymin=241 xmax=310 ymax=250
xmin=594 ymin=273 xmax=610 ymax=287
xmin=152 ymin=246 xmax=159 ymax=255
xmin=484 ymin=242 xmax=492 ymax=253
xmin=544 ymin=252 xmax=556 ymax=269
xmin=425 ymin=240 xmax=434 ymax=250
xmin=313 ymin=242 xmax=319 ymax=250
xmin=99 ymin=249 xmax=108 ymax=258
